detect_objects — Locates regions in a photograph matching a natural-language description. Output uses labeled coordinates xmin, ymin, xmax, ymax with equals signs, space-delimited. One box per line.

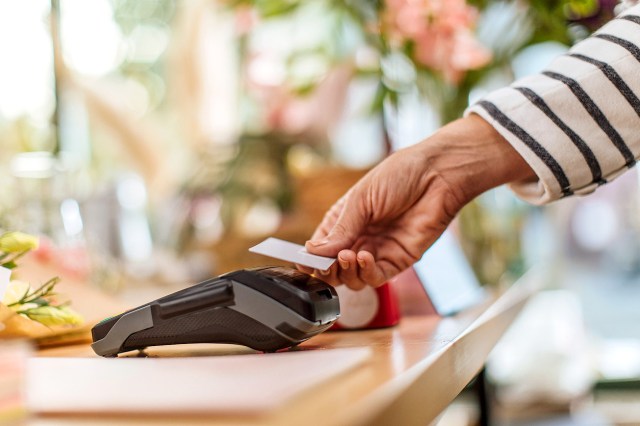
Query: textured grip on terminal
xmin=121 ymin=307 xmax=293 ymax=353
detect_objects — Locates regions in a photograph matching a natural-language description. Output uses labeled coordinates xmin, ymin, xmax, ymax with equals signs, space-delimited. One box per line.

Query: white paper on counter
xmin=27 ymin=347 xmax=370 ymax=414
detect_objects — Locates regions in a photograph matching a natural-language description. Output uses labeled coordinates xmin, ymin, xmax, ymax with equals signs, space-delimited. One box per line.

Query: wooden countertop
xmin=29 ymin=270 xmax=537 ymax=426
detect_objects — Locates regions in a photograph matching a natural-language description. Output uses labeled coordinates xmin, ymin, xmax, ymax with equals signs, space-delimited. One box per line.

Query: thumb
xmin=305 ymin=199 xmax=367 ymax=257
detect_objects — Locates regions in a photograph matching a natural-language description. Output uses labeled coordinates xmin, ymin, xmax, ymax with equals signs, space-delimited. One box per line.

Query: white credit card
xmin=249 ymin=238 xmax=336 ymax=271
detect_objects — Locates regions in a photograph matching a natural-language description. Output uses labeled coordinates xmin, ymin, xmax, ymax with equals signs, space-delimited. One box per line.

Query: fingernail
xmin=307 ymin=239 xmax=329 ymax=247
xmin=357 ymin=257 xmax=366 ymax=268
xmin=338 ymin=257 xmax=349 ymax=270
xmin=319 ymin=268 xmax=331 ymax=276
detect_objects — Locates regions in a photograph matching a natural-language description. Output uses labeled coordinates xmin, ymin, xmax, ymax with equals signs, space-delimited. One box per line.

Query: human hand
xmin=301 ymin=115 xmax=535 ymax=289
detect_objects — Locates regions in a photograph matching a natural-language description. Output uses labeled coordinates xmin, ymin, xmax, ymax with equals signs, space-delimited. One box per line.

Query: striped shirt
xmin=466 ymin=4 xmax=640 ymax=204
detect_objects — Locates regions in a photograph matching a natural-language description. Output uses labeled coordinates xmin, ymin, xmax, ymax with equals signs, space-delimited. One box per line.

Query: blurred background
xmin=2 ymin=0 xmax=640 ymax=424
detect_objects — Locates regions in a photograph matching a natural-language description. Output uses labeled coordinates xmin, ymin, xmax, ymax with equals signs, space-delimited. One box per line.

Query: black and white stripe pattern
xmin=541 ymin=70 xmax=636 ymax=168
xmin=621 ymin=14 xmax=640 ymax=27
xmin=567 ymin=53 xmax=640 ymax=119
xmin=466 ymin=5 xmax=640 ymax=204
xmin=513 ymin=86 xmax=605 ymax=185
xmin=478 ymin=100 xmax=574 ymax=197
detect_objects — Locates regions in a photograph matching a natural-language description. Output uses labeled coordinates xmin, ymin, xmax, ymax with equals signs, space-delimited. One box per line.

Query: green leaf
xmin=1 ymin=261 xmax=17 ymax=270
xmin=256 ymin=0 xmax=301 ymax=18
xmin=370 ymin=82 xmax=388 ymax=114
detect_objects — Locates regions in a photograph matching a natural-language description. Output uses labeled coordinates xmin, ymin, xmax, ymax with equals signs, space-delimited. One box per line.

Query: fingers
xmin=336 ymin=250 xmax=367 ymax=291
xmin=305 ymin=192 xmax=366 ymax=258
xmin=300 ymin=249 xmax=388 ymax=290
xmin=314 ymin=263 xmax=341 ymax=286
xmin=295 ymin=264 xmax=314 ymax=275
xmin=355 ymin=251 xmax=387 ymax=287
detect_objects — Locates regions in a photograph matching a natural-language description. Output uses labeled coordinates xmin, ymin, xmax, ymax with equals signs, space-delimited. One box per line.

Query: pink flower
xmin=450 ymin=31 xmax=492 ymax=72
xmin=383 ymin=0 xmax=491 ymax=84
xmin=264 ymin=66 xmax=353 ymax=137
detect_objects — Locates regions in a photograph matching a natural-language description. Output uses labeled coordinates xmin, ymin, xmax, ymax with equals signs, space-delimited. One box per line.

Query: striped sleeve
xmin=465 ymin=5 xmax=640 ymax=204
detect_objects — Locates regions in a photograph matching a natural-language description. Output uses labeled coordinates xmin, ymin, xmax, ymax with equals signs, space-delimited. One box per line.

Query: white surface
xmin=249 ymin=238 xmax=336 ymax=271
xmin=27 ymin=347 xmax=370 ymax=414
xmin=0 ymin=266 xmax=11 ymax=303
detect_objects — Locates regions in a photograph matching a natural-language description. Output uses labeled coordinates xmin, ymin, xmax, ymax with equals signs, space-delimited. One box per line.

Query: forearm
xmin=417 ymin=114 xmax=536 ymax=206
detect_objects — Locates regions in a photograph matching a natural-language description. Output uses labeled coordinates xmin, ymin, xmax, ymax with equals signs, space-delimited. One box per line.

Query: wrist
xmin=419 ymin=114 xmax=536 ymax=205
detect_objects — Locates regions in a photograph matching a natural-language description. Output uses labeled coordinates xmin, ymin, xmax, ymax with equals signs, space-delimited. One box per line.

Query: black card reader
xmin=91 ymin=267 xmax=340 ymax=357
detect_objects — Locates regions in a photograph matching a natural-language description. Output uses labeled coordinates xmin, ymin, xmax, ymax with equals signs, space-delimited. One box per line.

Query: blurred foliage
xmin=200 ymin=0 xmax=620 ymax=242
xmin=111 ymin=0 xmax=176 ymax=111
xmin=222 ymin=0 xmax=619 ymax=284
xmin=2 ymin=0 xmax=618 ymax=276
xmin=225 ymin=0 xmax=617 ymax=124
xmin=112 ymin=0 xmax=175 ymax=33
xmin=183 ymin=133 xmax=296 ymax=227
